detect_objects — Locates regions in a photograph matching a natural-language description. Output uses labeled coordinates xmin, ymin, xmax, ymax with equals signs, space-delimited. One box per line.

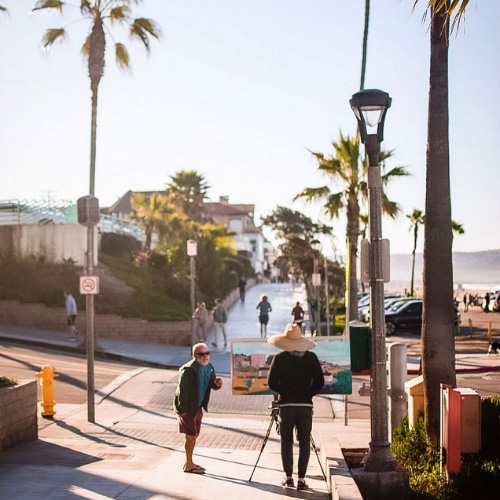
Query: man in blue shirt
xmin=173 ymin=343 xmax=222 ymax=474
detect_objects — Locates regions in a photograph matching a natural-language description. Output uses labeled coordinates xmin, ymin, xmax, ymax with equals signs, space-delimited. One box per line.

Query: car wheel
xmin=385 ymin=321 xmax=396 ymax=336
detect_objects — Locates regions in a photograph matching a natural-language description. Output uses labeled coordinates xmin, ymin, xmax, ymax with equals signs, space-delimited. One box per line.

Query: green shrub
xmin=100 ymin=233 xmax=142 ymax=256
xmin=481 ymin=396 xmax=500 ymax=459
xmin=0 ymin=255 xmax=80 ymax=307
xmin=392 ymin=412 xmax=500 ymax=500
xmin=0 ymin=376 xmax=18 ymax=388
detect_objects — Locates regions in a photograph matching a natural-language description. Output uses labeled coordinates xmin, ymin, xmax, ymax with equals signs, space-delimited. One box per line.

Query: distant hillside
xmin=390 ymin=249 xmax=500 ymax=287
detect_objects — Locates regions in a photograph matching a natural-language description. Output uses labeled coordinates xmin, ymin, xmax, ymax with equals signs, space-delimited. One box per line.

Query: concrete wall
xmin=0 ymin=380 xmax=38 ymax=452
xmin=0 ymin=224 xmax=97 ymax=266
xmin=0 ymin=300 xmax=191 ymax=345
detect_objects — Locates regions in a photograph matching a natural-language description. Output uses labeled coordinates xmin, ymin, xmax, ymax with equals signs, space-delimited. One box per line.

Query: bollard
xmin=387 ymin=343 xmax=408 ymax=437
xmin=35 ymin=365 xmax=59 ymax=418
xmin=468 ymin=318 xmax=473 ymax=337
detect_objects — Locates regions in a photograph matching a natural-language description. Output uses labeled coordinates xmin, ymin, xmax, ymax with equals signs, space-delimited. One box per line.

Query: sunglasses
xmin=196 ymin=351 xmax=210 ymax=357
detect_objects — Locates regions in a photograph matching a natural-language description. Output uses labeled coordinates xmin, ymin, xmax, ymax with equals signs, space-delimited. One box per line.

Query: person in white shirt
xmin=64 ymin=291 xmax=79 ymax=341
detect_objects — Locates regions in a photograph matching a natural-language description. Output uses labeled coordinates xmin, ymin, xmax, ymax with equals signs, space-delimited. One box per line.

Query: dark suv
xmin=385 ymin=300 xmax=460 ymax=336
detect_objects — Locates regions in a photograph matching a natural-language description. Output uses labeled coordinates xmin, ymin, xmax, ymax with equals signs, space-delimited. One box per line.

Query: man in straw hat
xmin=267 ymin=323 xmax=324 ymax=490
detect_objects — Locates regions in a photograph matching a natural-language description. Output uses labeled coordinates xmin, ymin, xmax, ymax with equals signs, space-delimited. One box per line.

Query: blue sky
xmin=1 ymin=1 xmax=499 ymax=255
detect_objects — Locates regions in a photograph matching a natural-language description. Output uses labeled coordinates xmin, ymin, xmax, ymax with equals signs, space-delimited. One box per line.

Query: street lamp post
xmin=311 ymin=239 xmax=322 ymax=336
xmin=324 ymin=257 xmax=330 ymax=336
xmin=187 ymin=240 xmax=197 ymax=346
xmin=350 ymin=89 xmax=397 ymax=472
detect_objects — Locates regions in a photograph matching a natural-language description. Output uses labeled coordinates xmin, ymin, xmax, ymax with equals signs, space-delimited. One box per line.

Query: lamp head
xmin=350 ymin=89 xmax=391 ymax=144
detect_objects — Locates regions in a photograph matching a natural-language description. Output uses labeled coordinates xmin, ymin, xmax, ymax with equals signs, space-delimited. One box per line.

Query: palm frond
xmin=80 ymin=0 xmax=91 ymax=15
xmin=381 ymin=193 xmax=400 ymax=219
xmin=130 ymin=18 xmax=161 ymax=50
xmin=41 ymin=28 xmax=67 ymax=49
xmin=325 ymin=192 xmax=344 ymax=219
xmin=293 ymin=186 xmax=331 ymax=203
xmin=80 ymin=34 xmax=90 ymax=59
xmin=413 ymin=0 xmax=469 ymax=33
xmin=451 ymin=219 xmax=465 ymax=235
xmin=115 ymin=42 xmax=130 ymax=70
xmin=109 ymin=5 xmax=131 ymax=24
xmin=381 ymin=166 xmax=411 ymax=185
xmin=32 ymin=0 xmax=64 ymax=12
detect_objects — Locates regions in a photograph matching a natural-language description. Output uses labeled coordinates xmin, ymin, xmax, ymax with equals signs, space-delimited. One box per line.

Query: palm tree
xmin=360 ymin=0 xmax=370 ymax=90
xmin=407 ymin=209 xmax=425 ymax=297
xmin=32 ymin=1 xmax=161 ymax=197
xmin=414 ymin=0 xmax=471 ymax=445
xmin=128 ymin=192 xmax=179 ymax=253
xmin=295 ymin=131 xmax=409 ymax=320
xmin=166 ymin=170 xmax=210 ymax=222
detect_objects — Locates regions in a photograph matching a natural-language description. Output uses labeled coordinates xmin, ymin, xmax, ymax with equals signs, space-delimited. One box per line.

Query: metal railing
xmin=0 ymin=199 xmax=147 ymax=242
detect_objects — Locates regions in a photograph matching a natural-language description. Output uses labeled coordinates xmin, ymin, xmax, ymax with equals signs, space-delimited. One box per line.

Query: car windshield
xmin=389 ymin=300 xmax=420 ymax=312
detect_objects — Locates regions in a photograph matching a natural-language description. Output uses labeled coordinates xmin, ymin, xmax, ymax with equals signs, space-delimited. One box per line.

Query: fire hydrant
xmin=35 ymin=365 xmax=59 ymax=418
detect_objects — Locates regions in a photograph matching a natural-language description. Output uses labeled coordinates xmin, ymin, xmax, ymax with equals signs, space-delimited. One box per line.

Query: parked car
xmin=362 ymin=296 xmax=416 ymax=323
xmin=482 ymin=291 xmax=500 ymax=312
xmin=358 ymin=294 xmax=402 ymax=321
xmin=384 ymin=299 xmax=460 ymax=336
xmin=493 ymin=292 xmax=500 ymax=313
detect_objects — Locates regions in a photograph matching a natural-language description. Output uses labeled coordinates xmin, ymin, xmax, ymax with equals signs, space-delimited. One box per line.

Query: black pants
xmin=279 ymin=406 xmax=313 ymax=478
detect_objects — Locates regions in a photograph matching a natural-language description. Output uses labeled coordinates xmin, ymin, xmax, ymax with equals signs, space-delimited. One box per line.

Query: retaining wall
xmin=0 ymin=300 xmax=191 ymax=345
xmin=0 ymin=380 xmax=38 ymax=452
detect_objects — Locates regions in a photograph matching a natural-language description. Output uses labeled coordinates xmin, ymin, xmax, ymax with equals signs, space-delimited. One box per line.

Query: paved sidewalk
xmin=0 ymin=283 xmax=347 ymax=499
xmin=1 ymin=283 xmax=499 ymax=499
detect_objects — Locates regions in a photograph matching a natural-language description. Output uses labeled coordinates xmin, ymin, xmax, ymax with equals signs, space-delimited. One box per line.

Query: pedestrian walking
xmin=238 ymin=277 xmax=247 ymax=302
xmin=291 ymin=301 xmax=305 ymax=332
xmin=267 ymin=324 xmax=325 ymax=490
xmin=468 ymin=293 xmax=474 ymax=308
xmin=484 ymin=292 xmax=491 ymax=313
xmin=64 ymin=291 xmax=80 ymax=341
xmin=173 ymin=343 xmax=223 ymax=474
xmin=463 ymin=293 xmax=468 ymax=312
xmin=256 ymin=294 xmax=272 ymax=338
xmin=211 ymin=298 xmax=228 ymax=348
xmin=193 ymin=302 xmax=209 ymax=342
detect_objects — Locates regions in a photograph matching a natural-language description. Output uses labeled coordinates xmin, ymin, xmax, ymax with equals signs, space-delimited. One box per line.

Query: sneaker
xmin=297 ymin=480 xmax=309 ymax=490
xmin=282 ymin=477 xmax=294 ymax=487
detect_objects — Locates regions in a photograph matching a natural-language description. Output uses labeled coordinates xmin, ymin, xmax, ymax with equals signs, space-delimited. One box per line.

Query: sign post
xmin=77 ymin=195 xmax=99 ymax=423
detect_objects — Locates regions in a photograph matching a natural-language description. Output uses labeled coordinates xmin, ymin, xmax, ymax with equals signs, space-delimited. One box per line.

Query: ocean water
xmin=454 ymin=284 xmax=500 ymax=291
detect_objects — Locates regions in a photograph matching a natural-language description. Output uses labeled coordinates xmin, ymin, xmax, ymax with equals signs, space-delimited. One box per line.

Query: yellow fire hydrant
xmin=35 ymin=365 xmax=59 ymax=418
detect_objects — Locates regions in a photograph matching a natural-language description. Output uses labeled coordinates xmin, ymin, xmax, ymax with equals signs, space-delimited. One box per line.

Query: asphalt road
xmin=0 ymin=341 xmax=139 ymax=404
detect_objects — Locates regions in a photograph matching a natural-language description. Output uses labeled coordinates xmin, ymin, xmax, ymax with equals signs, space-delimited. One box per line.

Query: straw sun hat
xmin=267 ymin=323 xmax=317 ymax=352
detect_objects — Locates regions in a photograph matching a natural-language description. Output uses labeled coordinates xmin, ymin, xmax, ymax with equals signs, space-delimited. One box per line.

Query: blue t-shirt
xmin=257 ymin=300 xmax=272 ymax=315
xmin=197 ymin=363 xmax=212 ymax=407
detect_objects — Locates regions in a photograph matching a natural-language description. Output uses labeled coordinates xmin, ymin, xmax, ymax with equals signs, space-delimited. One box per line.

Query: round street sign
xmin=80 ymin=276 xmax=100 ymax=295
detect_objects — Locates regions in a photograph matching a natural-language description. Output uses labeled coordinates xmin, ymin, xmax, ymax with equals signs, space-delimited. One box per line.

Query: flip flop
xmin=193 ymin=464 xmax=206 ymax=471
xmin=183 ymin=466 xmax=205 ymax=474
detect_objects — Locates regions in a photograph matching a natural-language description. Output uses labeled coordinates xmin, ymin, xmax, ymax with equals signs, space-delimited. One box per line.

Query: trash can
xmin=350 ymin=321 xmax=371 ymax=372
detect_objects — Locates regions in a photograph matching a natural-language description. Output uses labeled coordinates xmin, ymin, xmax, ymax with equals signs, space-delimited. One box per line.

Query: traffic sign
xmin=80 ymin=276 xmax=100 ymax=295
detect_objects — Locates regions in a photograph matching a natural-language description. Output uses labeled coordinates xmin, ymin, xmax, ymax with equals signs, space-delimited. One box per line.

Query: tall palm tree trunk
xmin=411 ymin=227 xmax=418 ymax=296
xmin=360 ymin=0 xmax=370 ymax=90
xmin=347 ymin=194 xmax=360 ymax=321
xmin=410 ymin=249 xmax=416 ymax=297
xmin=422 ymin=2 xmax=456 ymax=445
xmin=90 ymin=87 xmax=98 ymax=196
